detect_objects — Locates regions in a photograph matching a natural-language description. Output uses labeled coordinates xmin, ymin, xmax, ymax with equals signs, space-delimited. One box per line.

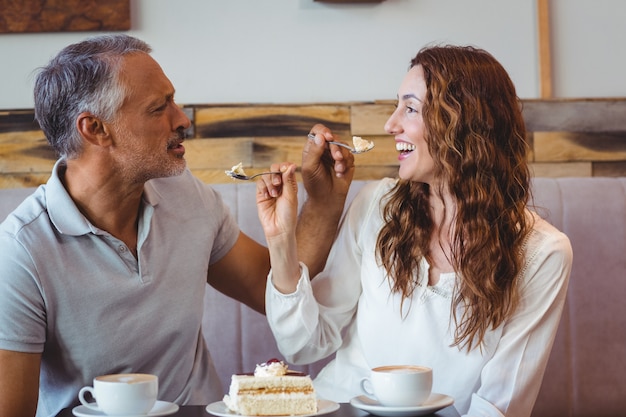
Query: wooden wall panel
xmin=534 ymin=132 xmax=626 ymax=162
xmin=530 ymin=162 xmax=592 ymax=178
xmin=184 ymin=138 xmax=253 ymax=170
xmin=593 ymin=161 xmax=626 ymax=177
xmin=351 ymin=102 xmax=393 ymax=135
xmin=1 ymin=99 xmax=625 ymax=189
xmin=0 ymin=131 xmax=55 ymax=174
xmin=0 ymin=109 xmax=54 ymax=188
xmin=522 ymin=99 xmax=626 ymax=132
xmin=193 ymin=105 xmax=351 ymax=138
xmin=0 ymin=173 xmax=50 ymax=189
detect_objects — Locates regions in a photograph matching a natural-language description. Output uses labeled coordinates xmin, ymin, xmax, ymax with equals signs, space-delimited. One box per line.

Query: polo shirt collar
xmin=46 ymin=159 xmax=94 ymax=236
xmin=46 ymin=159 xmax=161 ymax=236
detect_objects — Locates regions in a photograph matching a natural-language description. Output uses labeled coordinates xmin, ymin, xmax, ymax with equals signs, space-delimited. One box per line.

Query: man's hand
xmin=302 ymin=124 xmax=355 ymax=203
xmin=297 ymin=124 xmax=355 ymax=277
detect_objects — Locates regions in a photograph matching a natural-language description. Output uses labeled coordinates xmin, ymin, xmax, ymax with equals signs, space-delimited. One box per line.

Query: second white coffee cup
xmin=78 ymin=373 xmax=158 ymax=416
xmin=360 ymin=365 xmax=432 ymax=407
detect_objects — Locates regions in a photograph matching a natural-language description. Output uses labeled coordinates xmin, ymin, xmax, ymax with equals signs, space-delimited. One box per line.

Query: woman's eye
xmin=405 ymin=105 xmax=418 ymax=114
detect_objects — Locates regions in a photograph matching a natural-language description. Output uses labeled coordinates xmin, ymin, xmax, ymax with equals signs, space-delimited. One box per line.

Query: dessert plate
xmin=206 ymin=399 xmax=339 ymax=417
xmin=349 ymin=393 xmax=454 ymax=417
xmin=72 ymin=400 xmax=179 ymax=417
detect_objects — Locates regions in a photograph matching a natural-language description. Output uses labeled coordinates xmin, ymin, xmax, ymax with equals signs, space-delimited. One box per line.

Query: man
xmin=0 ymin=34 xmax=353 ymax=417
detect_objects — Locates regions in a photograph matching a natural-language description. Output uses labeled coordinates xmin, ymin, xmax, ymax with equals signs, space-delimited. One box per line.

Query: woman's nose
xmin=384 ymin=108 xmax=400 ymax=134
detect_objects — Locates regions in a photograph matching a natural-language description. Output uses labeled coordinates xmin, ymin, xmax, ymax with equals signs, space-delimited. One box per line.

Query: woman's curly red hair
xmin=376 ymin=45 xmax=533 ymax=350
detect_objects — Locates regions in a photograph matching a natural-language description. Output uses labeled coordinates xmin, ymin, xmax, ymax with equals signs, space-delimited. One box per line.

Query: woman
xmin=256 ymin=45 xmax=573 ymax=417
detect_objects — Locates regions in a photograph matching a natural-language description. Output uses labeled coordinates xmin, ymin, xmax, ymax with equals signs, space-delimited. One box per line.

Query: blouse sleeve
xmin=466 ymin=216 xmax=573 ymax=417
xmin=265 ymin=180 xmax=387 ymax=365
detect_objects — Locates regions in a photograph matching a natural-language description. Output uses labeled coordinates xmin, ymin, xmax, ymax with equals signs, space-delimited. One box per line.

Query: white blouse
xmin=266 ymin=178 xmax=572 ymax=417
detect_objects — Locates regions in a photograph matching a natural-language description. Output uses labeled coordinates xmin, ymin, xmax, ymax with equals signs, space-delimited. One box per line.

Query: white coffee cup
xmin=360 ymin=365 xmax=432 ymax=407
xmin=78 ymin=373 xmax=158 ymax=416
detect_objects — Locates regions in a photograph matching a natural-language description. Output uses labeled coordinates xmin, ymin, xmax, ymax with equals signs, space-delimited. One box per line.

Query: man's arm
xmin=206 ymin=232 xmax=270 ymax=314
xmin=0 ymin=349 xmax=41 ymax=417
xmin=297 ymin=126 xmax=355 ymax=277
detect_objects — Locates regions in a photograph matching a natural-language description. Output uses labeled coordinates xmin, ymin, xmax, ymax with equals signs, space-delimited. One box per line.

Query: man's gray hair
xmin=34 ymin=34 xmax=152 ymax=158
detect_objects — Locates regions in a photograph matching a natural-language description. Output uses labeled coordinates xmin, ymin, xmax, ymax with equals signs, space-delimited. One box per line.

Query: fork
xmin=224 ymin=170 xmax=282 ymax=181
xmin=307 ymin=133 xmax=374 ymax=154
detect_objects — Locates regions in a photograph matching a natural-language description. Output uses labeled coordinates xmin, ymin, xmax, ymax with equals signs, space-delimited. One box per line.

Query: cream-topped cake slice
xmin=223 ymin=359 xmax=317 ymax=416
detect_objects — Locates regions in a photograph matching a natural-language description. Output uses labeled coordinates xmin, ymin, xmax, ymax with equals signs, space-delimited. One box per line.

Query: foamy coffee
xmin=375 ymin=365 xmax=430 ymax=374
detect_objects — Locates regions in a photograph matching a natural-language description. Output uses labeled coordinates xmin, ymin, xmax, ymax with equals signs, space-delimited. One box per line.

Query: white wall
xmin=0 ymin=0 xmax=624 ymax=110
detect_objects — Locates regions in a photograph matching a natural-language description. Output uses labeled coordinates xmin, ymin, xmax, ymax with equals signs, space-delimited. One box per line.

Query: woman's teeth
xmin=396 ymin=142 xmax=416 ymax=152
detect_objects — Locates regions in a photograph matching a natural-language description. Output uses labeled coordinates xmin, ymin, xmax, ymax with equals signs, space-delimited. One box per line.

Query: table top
xmin=56 ymin=402 xmax=460 ymax=417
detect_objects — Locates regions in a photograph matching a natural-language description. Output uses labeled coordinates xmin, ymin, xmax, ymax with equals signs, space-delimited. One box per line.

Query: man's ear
xmin=76 ymin=112 xmax=112 ymax=147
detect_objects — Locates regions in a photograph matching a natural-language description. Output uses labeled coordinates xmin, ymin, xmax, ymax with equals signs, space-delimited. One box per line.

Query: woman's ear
xmin=76 ymin=112 xmax=112 ymax=147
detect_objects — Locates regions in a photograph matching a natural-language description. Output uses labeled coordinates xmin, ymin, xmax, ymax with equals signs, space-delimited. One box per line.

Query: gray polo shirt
xmin=0 ymin=160 xmax=239 ymax=417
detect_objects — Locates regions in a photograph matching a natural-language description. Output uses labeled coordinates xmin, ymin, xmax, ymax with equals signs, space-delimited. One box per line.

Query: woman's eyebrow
xmin=401 ymin=93 xmax=423 ymax=102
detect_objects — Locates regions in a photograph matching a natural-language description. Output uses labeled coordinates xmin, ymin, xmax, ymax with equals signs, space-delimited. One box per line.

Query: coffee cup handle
xmin=360 ymin=377 xmax=376 ymax=397
xmin=78 ymin=386 xmax=101 ymax=412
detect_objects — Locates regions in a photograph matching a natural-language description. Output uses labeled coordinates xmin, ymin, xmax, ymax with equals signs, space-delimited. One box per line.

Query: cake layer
xmin=231 ymin=394 xmax=317 ymax=416
xmin=232 ymin=375 xmax=315 ymax=391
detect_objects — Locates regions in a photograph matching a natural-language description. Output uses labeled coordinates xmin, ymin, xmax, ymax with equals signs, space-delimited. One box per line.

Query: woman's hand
xmin=256 ymin=162 xmax=301 ymax=293
xmin=256 ymin=162 xmax=299 ymax=241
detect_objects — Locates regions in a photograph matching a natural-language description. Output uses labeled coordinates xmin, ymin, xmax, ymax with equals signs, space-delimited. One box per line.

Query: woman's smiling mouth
xmin=396 ymin=141 xmax=416 ymax=154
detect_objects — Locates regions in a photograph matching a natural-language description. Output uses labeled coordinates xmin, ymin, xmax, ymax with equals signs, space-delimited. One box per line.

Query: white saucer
xmin=206 ymin=399 xmax=339 ymax=417
xmin=350 ymin=394 xmax=454 ymax=417
xmin=72 ymin=400 xmax=179 ymax=417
